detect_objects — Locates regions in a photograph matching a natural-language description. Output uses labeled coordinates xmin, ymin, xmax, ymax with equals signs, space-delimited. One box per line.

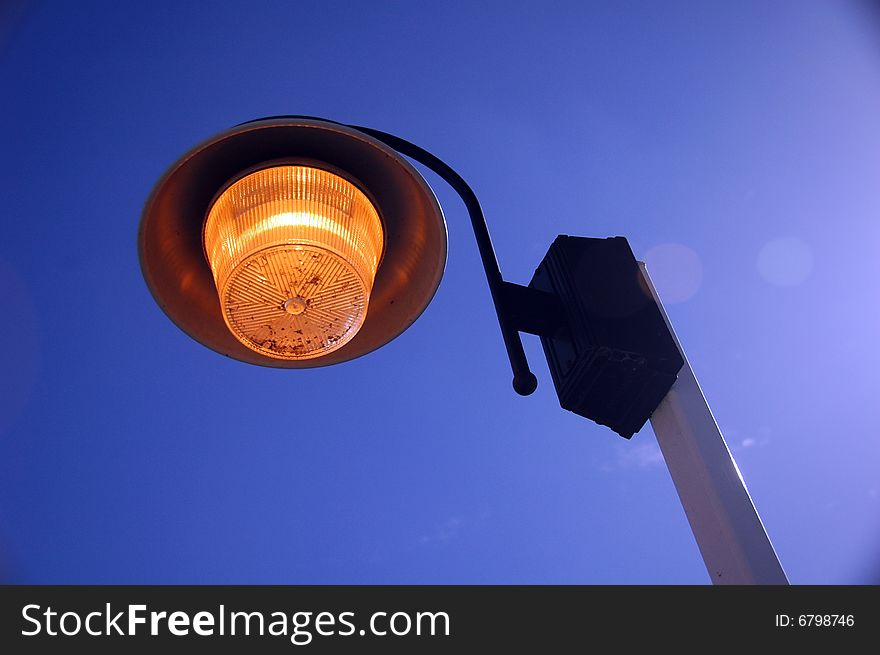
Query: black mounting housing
xmin=529 ymin=236 xmax=684 ymax=438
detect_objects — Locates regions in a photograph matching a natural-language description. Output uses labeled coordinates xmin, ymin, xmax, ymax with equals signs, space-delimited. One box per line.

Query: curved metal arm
xmin=350 ymin=124 xmax=538 ymax=396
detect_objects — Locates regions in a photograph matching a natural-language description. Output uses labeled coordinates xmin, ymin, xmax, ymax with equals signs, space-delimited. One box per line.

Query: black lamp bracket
xmin=349 ymin=124 xmax=555 ymax=395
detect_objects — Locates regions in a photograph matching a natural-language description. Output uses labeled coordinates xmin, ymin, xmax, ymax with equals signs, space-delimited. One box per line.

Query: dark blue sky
xmin=1 ymin=0 xmax=879 ymax=583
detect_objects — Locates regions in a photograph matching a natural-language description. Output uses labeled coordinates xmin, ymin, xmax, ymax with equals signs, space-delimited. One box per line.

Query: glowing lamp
xmin=203 ymin=165 xmax=384 ymax=359
xmin=139 ymin=118 xmax=446 ymax=367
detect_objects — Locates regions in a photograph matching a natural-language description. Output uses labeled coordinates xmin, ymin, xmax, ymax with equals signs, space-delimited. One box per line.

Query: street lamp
xmin=139 ymin=117 xmax=447 ymax=369
xmin=139 ymin=116 xmax=787 ymax=584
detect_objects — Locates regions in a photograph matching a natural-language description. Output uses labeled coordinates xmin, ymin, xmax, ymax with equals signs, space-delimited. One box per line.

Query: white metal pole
xmin=639 ymin=262 xmax=788 ymax=585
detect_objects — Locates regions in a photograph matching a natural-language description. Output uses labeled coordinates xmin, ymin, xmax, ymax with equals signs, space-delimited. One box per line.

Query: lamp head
xmin=138 ymin=117 xmax=447 ymax=367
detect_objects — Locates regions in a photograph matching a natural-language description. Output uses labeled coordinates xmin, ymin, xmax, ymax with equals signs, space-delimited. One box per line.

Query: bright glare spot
xmin=756 ymin=237 xmax=813 ymax=287
xmin=730 ymin=455 xmax=748 ymax=488
xmin=741 ymin=437 xmax=756 ymax=448
xmin=644 ymin=243 xmax=703 ymax=304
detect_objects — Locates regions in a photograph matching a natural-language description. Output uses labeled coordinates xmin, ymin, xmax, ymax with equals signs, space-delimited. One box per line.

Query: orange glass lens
xmin=203 ymin=165 xmax=384 ymax=360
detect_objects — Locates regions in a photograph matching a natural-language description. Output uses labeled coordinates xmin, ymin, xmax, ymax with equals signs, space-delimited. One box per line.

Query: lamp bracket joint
xmin=499 ymin=281 xmax=565 ymax=337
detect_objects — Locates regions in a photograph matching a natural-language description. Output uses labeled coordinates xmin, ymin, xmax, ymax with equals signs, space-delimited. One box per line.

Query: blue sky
xmin=1 ymin=0 xmax=879 ymax=584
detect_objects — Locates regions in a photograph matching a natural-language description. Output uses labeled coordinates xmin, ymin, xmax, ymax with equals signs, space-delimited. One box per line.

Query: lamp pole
xmin=640 ymin=263 xmax=788 ymax=584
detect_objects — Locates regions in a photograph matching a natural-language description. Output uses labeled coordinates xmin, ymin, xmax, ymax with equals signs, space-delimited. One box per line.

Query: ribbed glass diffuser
xmin=203 ymin=165 xmax=384 ymax=360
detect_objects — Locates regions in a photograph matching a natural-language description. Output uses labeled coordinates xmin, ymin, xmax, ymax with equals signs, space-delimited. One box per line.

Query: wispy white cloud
xmin=726 ymin=425 xmax=771 ymax=452
xmin=602 ymin=441 xmax=664 ymax=472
